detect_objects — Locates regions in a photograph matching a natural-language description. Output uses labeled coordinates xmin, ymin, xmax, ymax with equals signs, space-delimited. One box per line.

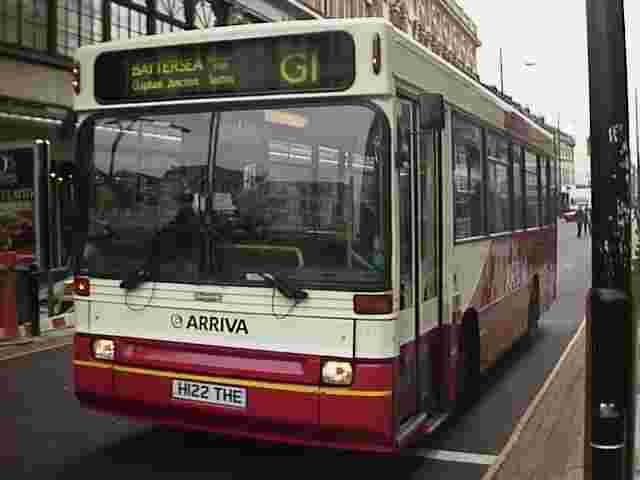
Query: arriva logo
xmin=170 ymin=314 xmax=249 ymax=335
xmin=170 ymin=313 xmax=184 ymax=328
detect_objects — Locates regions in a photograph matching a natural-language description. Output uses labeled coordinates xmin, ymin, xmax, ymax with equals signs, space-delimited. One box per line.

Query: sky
xmin=456 ymin=0 xmax=638 ymax=185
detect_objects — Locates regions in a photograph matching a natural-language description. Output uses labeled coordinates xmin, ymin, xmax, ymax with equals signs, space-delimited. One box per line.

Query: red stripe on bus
xmin=115 ymin=338 xmax=320 ymax=385
xmin=75 ymin=364 xmax=394 ymax=448
xmin=351 ymin=362 xmax=393 ymax=390
xmin=74 ymin=335 xmax=95 ymax=362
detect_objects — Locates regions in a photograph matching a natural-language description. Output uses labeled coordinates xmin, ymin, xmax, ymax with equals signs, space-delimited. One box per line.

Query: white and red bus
xmin=69 ymin=18 xmax=558 ymax=453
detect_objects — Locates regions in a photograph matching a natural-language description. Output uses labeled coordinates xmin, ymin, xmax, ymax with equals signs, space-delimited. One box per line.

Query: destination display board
xmin=94 ymin=32 xmax=355 ymax=103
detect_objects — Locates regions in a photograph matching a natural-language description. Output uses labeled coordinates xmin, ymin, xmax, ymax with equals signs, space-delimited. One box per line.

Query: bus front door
xmin=397 ymin=94 xmax=442 ymax=422
xmin=415 ymin=95 xmax=443 ymax=415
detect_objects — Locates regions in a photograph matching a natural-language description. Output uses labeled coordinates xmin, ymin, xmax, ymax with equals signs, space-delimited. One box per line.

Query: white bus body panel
xmin=75 ymin=280 xmax=398 ymax=359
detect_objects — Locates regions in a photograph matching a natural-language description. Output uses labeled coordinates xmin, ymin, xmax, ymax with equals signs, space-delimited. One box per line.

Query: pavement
xmin=0 ymin=326 xmax=74 ymax=362
xmin=483 ymin=319 xmax=587 ymax=480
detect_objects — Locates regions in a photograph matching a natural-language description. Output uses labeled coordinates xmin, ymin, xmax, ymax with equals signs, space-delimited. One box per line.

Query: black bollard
xmin=591 ymin=402 xmax=625 ymax=478
xmin=587 ymin=288 xmax=631 ymax=479
xmin=29 ymin=264 xmax=40 ymax=337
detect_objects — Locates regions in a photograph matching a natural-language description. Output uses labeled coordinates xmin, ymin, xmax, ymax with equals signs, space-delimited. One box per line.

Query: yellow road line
xmin=73 ymin=360 xmax=391 ymax=397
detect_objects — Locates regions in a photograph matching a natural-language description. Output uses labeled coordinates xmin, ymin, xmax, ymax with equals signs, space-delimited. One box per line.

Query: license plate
xmin=172 ymin=379 xmax=247 ymax=409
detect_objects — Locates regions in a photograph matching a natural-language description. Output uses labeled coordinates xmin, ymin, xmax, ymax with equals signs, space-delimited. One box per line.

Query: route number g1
xmin=280 ymin=50 xmax=319 ymax=85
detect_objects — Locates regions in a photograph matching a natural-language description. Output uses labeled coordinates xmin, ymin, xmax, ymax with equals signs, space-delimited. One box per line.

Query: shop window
xmin=111 ymin=3 xmax=147 ymax=40
xmin=1 ymin=0 xmax=48 ymax=50
xmin=157 ymin=0 xmax=184 ymax=23
xmin=58 ymin=0 xmax=102 ymax=56
xmin=21 ymin=0 xmax=48 ymax=50
xmin=194 ymin=0 xmax=215 ymax=27
xmin=55 ymin=0 xmax=191 ymax=58
xmin=0 ymin=0 xmax=19 ymax=44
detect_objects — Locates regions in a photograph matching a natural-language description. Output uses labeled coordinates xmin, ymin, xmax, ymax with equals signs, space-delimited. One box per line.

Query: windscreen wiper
xmin=257 ymin=272 xmax=308 ymax=302
xmin=120 ymin=214 xmax=221 ymax=291
xmin=119 ymin=223 xmax=186 ymax=291
xmin=120 ymin=268 xmax=153 ymax=290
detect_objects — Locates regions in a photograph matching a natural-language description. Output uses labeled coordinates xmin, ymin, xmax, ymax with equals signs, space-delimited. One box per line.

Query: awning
xmin=0 ymin=96 xmax=70 ymax=126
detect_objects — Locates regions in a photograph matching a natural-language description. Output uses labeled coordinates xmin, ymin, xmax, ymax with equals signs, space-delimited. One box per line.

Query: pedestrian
xmin=575 ymin=205 xmax=585 ymax=238
xmin=584 ymin=205 xmax=591 ymax=236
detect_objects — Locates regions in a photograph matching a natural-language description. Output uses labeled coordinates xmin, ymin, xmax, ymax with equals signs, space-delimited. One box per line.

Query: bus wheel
xmin=457 ymin=309 xmax=480 ymax=410
xmin=526 ymin=276 xmax=541 ymax=345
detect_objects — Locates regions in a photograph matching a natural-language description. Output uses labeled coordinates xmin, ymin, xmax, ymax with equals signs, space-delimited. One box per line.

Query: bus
xmin=560 ymin=184 xmax=591 ymax=221
xmin=569 ymin=184 xmax=591 ymax=208
xmin=69 ymin=18 xmax=558 ymax=453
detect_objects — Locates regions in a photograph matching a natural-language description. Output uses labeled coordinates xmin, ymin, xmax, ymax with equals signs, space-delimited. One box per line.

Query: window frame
xmin=450 ymin=105 xmax=553 ymax=244
xmin=523 ymin=147 xmax=540 ymax=229
xmin=544 ymin=154 xmax=551 ymax=224
xmin=451 ymin=109 xmax=485 ymax=242
xmin=511 ymin=142 xmax=526 ymax=231
xmin=0 ymin=0 xmax=49 ymax=52
xmin=74 ymin=96 xmax=393 ymax=291
xmin=486 ymin=128 xmax=512 ymax=235
xmin=1 ymin=0 xmax=194 ymax=59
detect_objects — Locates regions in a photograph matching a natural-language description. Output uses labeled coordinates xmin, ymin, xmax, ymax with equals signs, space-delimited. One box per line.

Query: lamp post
xmin=499 ymin=48 xmax=504 ymax=94
xmin=522 ymin=60 xmax=538 ymax=112
xmin=635 ymin=87 xmax=640 ymax=208
xmin=521 ymin=61 xmax=563 ymax=211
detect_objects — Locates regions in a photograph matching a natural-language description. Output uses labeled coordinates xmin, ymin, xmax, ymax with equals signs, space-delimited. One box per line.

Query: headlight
xmin=93 ymin=339 xmax=115 ymax=361
xmin=322 ymin=361 xmax=353 ymax=386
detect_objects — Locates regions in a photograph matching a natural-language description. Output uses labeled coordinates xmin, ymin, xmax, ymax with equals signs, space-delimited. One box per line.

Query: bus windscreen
xmin=94 ymin=31 xmax=355 ymax=103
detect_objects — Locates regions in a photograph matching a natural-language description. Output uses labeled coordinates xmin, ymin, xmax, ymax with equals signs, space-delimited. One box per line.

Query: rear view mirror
xmin=419 ymin=93 xmax=445 ymax=131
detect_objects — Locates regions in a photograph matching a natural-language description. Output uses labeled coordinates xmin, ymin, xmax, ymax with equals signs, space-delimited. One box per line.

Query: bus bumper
xmin=73 ymin=334 xmax=395 ymax=453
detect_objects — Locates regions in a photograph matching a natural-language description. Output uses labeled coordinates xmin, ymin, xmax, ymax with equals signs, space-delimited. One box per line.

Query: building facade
xmin=301 ymin=0 xmax=481 ymax=79
xmin=558 ymin=131 xmax=576 ymax=187
xmin=0 ymin=0 xmax=320 ymax=165
xmin=534 ymin=121 xmax=576 ymax=189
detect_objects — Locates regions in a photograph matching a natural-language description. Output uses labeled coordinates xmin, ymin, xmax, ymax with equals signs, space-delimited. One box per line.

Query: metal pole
xmin=635 ymin=87 xmax=640 ymax=208
xmin=557 ymin=115 xmax=561 ymax=195
xmin=499 ymin=48 xmax=504 ymax=95
xmin=584 ymin=0 xmax=634 ymax=478
xmin=29 ymin=264 xmax=40 ymax=337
